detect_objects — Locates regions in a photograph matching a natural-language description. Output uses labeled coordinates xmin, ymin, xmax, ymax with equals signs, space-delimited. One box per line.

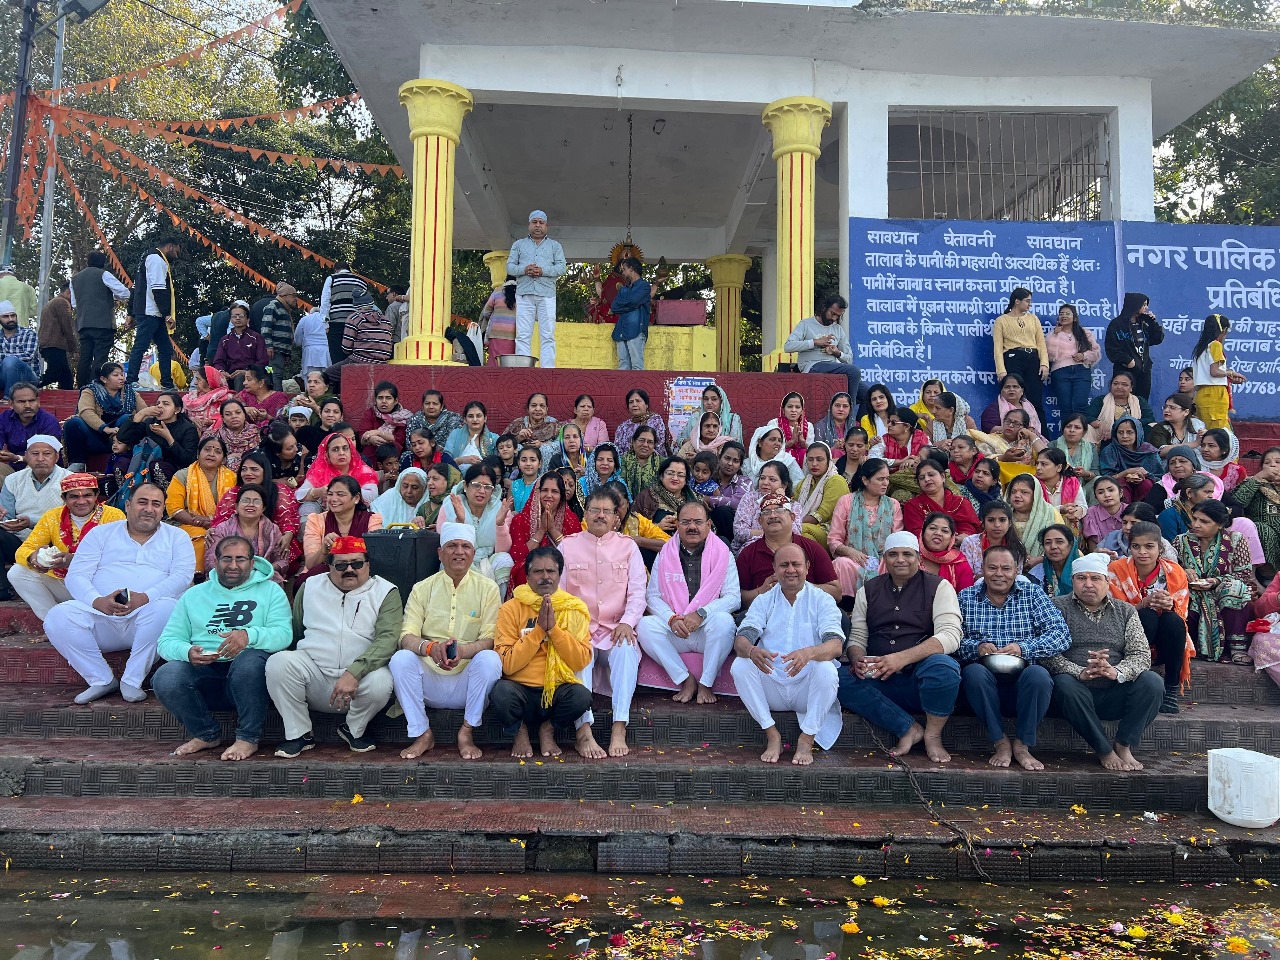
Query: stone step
xmin=0 ymin=795 xmax=1272 ymax=881
xmin=0 ymin=736 xmax=1210 ymax=811
xmin=0 ymin=684 xmax=1275 ymax=756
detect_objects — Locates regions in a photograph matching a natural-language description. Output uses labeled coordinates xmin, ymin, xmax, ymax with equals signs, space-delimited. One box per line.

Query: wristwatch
xmin=695 ymin=606 xmax=707 ymax=620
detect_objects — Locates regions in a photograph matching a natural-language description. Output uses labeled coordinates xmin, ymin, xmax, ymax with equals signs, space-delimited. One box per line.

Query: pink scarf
xmin=998 ymin=396 xmax=1043 ymax=437
xmin=653 ymin=533 xmax=731 ymax=616
xmin=1044 ymin=475 xmax=1082 ymax=506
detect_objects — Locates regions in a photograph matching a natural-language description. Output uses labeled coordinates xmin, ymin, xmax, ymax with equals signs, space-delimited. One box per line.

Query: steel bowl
xmin=498 ymin=354 xmax=539 ymax=368
xmin=978 ymin=653 xmax=1028 ymax=676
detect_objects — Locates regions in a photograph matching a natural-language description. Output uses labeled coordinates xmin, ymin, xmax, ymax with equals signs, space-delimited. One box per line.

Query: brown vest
xmin=863 ymin=570 xmax=943 ymax=656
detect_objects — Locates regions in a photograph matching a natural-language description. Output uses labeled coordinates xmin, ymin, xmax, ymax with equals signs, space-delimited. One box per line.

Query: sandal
xmin=1231 ymin=651 xmax=1255 ymax=666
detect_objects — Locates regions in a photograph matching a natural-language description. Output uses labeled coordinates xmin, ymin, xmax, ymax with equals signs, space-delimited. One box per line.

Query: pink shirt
xmin=559 ymin=529 xmax=647 ymax=648
xmin=575 ymin=417 xmax=609 ymax=449
xmin=1046 ymin=327 xmax=1101 ymax=372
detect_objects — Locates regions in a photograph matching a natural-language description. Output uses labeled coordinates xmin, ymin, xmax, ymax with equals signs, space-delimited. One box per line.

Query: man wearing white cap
xmin=389 ymin=522 xmax=503 ymax=761
xmin=0 ymin=435 xmax=70 ymax=602
xmin=0 ymin=299 xmax=40 ymax=398
xmin=506 ymin=210 xmax=566 ymax=368
xmin=837 ymin=530 xmax=964 ymax=763
xmin=0 ymin=265 xmax=37 ymax=328
xmin=1046 ymin=552 xmax=1164 ymax=771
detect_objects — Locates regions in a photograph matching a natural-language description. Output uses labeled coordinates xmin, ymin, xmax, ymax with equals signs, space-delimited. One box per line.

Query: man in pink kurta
xmin=559 ymin=486 xmax=647 ymax=759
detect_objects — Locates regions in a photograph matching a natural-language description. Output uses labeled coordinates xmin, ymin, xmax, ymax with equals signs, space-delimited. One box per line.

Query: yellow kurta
xmin=401 ymin=568 xmax=501 ymax=676
xmin=15 ymin=504 xmax=126 ymax=575
xmin=166 ymin=466 xmax=237 ymax=572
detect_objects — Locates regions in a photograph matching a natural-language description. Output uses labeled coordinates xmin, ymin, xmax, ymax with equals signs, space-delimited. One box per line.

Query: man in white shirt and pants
xmin=506 ymin=210 xmax=566 ymax=368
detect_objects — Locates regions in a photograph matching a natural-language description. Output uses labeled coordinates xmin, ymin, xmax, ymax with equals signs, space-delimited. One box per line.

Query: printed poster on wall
xmin=666 ymin=375 xmax=716 ymax=444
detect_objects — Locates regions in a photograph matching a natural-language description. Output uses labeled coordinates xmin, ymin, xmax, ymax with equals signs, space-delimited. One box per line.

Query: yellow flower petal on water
xmin=1226 ymin=937 xmax=1251 ymax=954
xmin=1126 ymin=925 xmax=1148 ymax=939
xmin=852 ymin=876 xmax=868 ymax=886
xmin=669 ymin=896 xmax=683 ymax=906
xmin=872 ymin=896 xmax=892 ymax=907
xmin=1163 ymin=912 xmax=1185 ymax=925
xmin=1070 ymin=804 xmax=1087 ymax=815
xmin=350 ymin=793 xmax=364 ymax=805
xmin=841 ymin=922 xmax=861 ymax=934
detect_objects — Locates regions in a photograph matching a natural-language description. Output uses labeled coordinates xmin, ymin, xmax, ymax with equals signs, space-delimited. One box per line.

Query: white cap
xmin=26 ymin=434 xmax=63 ymax=453
xmin=440 ymin=522 xmax=476 ymax=547
xmin=883 ymin=531 xmax=920 ymax=553
xmin=1072 ymin=553 xmax=1111 ymax=578
xmin=287 ymin=406 xmax=311 ymax=418
xmin=0 ymin=300 xmax=14 ymax=316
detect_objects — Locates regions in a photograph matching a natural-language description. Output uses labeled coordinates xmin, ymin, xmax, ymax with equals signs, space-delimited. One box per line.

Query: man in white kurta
xmin=45 ymin=481 xmax=196 ymax=704
xmin=389 ymin=523 xmax=502 ymax=760
xmin=731 ymin=543 xmax=844 ymax=765
xmin=637 ymin=500 xmax=740 ymax=703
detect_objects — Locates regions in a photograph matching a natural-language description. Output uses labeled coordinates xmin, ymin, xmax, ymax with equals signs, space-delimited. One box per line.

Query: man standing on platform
xmin=320 ymin=262 xmax=368 ymax=363
xmin=784 ymin=294 xmax=862 ymax=401
xmin=609 ymin=257 xmax=650 ymax=371
xmin=70 ymin=252 xmax=131 ymax=387
xmin=258 ymin=282 xmax=298 ymax=390
xmin=38 ymin=283 xmax=77 ymax=390
xmin=125 ymin=236 xmax=182 ymax=391
xmin=507 ymin=210 xmax=566 ymax=369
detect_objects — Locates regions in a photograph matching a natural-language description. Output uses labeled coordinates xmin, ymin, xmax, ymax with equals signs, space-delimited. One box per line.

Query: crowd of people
xmin=0 ymin=244 xmax=1277 ymax=771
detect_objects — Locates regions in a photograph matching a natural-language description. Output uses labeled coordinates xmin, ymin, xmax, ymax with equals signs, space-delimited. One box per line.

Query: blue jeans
xmin=126 ymin=314 xmax=173 ymax=387
xmin=63 ymin=414 xmax=126 ymax=464
xmin=1049 ymin=364 xmax=1092 ymax=425
xmin=152 ymin=648 xmax=272 ymax=744
xmin=961 ymin=662 xmax=1052 ymax=747
xmin=616 ymin=335 xmax=646 ymax=370
xmin=0 ymin=355 xmax=38 ymax=398
xmin=837 ymin=652 xmax=960 ymax=738
xmin=808 ymin=361 xmax=863 ymax=404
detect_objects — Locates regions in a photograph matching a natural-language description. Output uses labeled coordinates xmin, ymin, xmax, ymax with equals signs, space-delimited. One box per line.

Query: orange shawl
xmin=1108 ymin=556 xmax=1193 ymax=691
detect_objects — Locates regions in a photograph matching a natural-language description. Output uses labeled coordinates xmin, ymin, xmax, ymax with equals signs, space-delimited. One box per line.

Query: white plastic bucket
xmin=1208 ymin=748 xmax=1280 ymax=829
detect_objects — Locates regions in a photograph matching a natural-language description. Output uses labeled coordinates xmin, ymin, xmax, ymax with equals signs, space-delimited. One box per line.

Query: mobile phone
xmin=114 ymin=588 xmax=130 ymax=605
xmin=445 ymin=640 xmax=458 ymax=660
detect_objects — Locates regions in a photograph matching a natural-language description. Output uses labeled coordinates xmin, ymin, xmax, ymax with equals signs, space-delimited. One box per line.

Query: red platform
xmin=652 ymin=300 xmax=708 ymax=326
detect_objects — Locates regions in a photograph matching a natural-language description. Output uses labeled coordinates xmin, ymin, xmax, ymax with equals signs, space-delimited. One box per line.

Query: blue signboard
xmin=848 ymin=218 xmax=1121 ymax=428
xmin=1120 ymin=221 xmax=1280 ymax=421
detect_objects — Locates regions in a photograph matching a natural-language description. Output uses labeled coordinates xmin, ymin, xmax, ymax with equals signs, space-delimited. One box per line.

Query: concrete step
xmin=0 ymin=736 xmax=1210 ymax=811
xmin=0 ymin=683 xmax=1275 ymax=756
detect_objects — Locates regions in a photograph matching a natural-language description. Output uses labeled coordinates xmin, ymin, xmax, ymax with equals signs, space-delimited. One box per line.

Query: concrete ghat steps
xmin=0 ymin=737 xmax=1209 ymax=811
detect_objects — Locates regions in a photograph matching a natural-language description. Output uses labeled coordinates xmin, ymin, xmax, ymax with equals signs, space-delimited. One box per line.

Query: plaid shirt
xmin=957 ymin=578 xmax=1071 ymax=662
xmin=0 ymin=327 xmax=38 ymax=366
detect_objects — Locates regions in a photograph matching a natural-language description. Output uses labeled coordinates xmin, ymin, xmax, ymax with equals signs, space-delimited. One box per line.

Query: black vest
xmin=71 ymin=267 xmax=116 ymax=331
xmin=128 ymin=248 xmax=165 ymax=319
xmin=863 ymin=570 xmax=943 ymax=656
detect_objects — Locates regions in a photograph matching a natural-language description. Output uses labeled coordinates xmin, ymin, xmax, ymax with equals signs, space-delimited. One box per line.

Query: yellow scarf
xmin=512 ymin=584 xmax=588 ymax=707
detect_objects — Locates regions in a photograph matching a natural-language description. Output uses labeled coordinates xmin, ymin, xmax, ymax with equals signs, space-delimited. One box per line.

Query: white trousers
xmin=730 ymin=657 xmax=843 ymax=750
xmin=636 ymin=611 xmax=736 ymax=689
xmin=265 ymin=649 xmax=394 ymax=739
xmin=44 ymin=596 xmax=178 ymax=689
xmin=515 ymin=295 xmax=556 ymax=368
xmin=387 ymin=647 xmax=502 ymax=735
xmin=8 ymin=564 xmax=72 ymax=620
xmin=575 ymin=641 xmax=640 ymax=728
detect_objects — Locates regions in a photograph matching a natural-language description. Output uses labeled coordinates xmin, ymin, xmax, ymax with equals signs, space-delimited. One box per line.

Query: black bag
xmin=365 ymin=526 xmax=440 ymax=607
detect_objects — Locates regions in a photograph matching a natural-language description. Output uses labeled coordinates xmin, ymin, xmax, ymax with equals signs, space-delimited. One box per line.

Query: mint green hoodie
xmin=157 ymin=555 xmax=293 ymax=662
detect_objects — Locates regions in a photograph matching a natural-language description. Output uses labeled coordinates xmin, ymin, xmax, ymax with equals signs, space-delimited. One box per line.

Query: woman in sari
xmin=674 ymin=384 xmax=742 ymax=448
xmin=918 ymin=512 xmax=975 ymax=590
xmin=184 ymin=365 xmax=233 ymax=435
xmin=1098 ymin=416 xmax=1161 ymax=504
xmin=1005 ymin=473 xmax=1062 ymax=570
xmin=580 ymin=443 xmax=626 ymax=501
xmin=634 ymin=456 xmax=697 ymax=537
xmin=210 ymin=398 xmax=260 ymax=472
xmin=357 ymin=380 xmax=414 ymax=461
xmin=872 ymin=407 xmax=931 ymax=500
xmin=400 ymin=426 xmax=457 ymax=474
xmin=1051 ymin=413 xmax=1098 ymax=498
xmin=1175 ymin=499 xmax=1259 ymax=663
xmin=960 ymin=500 xmax=1027 ymax=577
xmin=301 ymin=475 xmax=384 ymax=576
xmin=1199 ymin=427 xmax=1247 ymax=493
xmin=296 ymin=432 xmax=380 ymax=518
xmin=501 ymin=472 xmax=581 ymax=590
xmin=437 ymin=462 xmax=514 ymax=593
xmin=620 ymin=426 xmax=661 ymax=497
xmin=926 ymin=392 xmax=976 ymax=451
xmin=947 ymin=435 xmax=984 ymax=487
xmin=676 ymin=412 xmax=732 ymax=460
xmin=206 ymin=484 xmax=287 ymax=583
xmin=814 ymin=392 xmax=854 ymax=446
xmin=859 ymin=384 xmax=895 ymax=444
xmin=1147 ymin=393 xmax=1203 ymax=461
xmin=768 ymin=392 xmax=813 ymax=461
xmin=606 ymin=480 xmax=669 ymax=558
xmin=166 ymin=434 xmax=237 ymax=574
xmin=547 ymin=422 xmax=590 ymax=479
xmin=418 ymin=463 xmax=458 ymax=529
xmin=371 ymin=467 xmax=430 ymax=526
xmin=732 ymin=461 xmax=802 ymax=554
xmin=1146 ymin=445 xmax=1220 ymax=511
xmin=505 ymin=392 xmax=561 ymax=462
xmin=1027 ymin=524 xmax=1081 ymax=598
xmin=613 ymin=389 xmax=667 ymax=457
xmin=291 ymin=370 xmax=337 ymax=424
xmin=979 ymin=374 xmax=1043 ymax=437
xmin=1230 ymin=446 xmax=1280 ymax=573
xmin=903 ymin=457 xmax=980 ymax=543
xmin=910 ymin=378 xmax=947 ymax=427
xmin=210 ymin=450 xmax=302 ymax=573
xmin=745 ymin=425 xmax=802 ymax=486
xmin=569 ymin=393 xmax=610 ymax=450
xmin=63 ymin=361 xmax=138 ymax=471
xmin=828 ymin=457 xmax=902 ymax=596
xmin=238 ymin=364 xmax=290 ymax=425
xmin=793 ymin=442 xmax=850 ymax=547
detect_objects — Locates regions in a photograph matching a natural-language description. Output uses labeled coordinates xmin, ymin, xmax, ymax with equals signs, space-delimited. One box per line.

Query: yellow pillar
xmin=760 ymin=96 xmax=831 ymax=371
xmin=394 ymin=79 xmax=474 ymax=364
xmin=483 ymin=250 xmax=510 ymax=289
xmin=706 ymin=254 xmax=752 ymax=373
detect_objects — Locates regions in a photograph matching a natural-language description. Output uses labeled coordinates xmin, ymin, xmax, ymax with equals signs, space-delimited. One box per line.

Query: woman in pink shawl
xmin=768 ymin=392 xmax=813 ymax=461
xmin=979 ymin=374 xmax=1044 ymax=437
xmin=186 ymin=365 xmax=232 ymax=434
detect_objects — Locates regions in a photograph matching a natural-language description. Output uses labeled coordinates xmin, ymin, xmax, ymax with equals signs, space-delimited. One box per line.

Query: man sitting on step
xmin=0 ymin=434 xmax=70 ymax=602
xmin=637 ymin=499 xmax=740 ymax=704
xmin=958 ymin=545 xmax=1071 ymax=772
xmin=1047 ymin=552 xmax=1165 ymax=771
xmin=266 ymin=535 xmax=399 ymax=757
xmin=10 ymin=473 xmax=124 ymax=619
xmin=837 ymin=531 xmax=963 ymax=764
xmin=731 ymin=543 xmax=844 ymax=765
xmin=558 ymin=486 xmax=646 ymax=759
xmin=45 ymin=482 xmax=195 ymax=704
xmin=736 ymin=492 xmax=841 ymax=608
xmin=154 ymin=535 xmax=292 ymax=761
xmin=390 ymin=522 xmax=502 ymax=761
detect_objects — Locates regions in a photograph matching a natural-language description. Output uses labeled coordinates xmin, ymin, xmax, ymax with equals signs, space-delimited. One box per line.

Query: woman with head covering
xmin=184 ymin=365 xmax=232 ymax=435
xmin=210 ymin=398 xmax=260 ymax=472
xmin=500 ymin=471 xmax=582 ymax=590
xmin=1147 ymin=445 xmax=1221 ymax=511
xmin=295 ymin=432 xmax=381 ymax=518
xmin=917 ymin=512 xmax=975 ymax=591
xmin=580 ymin=443 xmax=626 ymax=500
xmin=793 ymin=442 xmax=850 ymax=547
xmin=418 ymin=463 xmax=459 ymax=529
xmin=1004 ymin=473 xmax=1062 ymax=570
xmin=1199 ymin=427 xmax=1247 ymax=493
xmin=768 ymin=392 xmax=813 ymax=461
xmin=910 ymin=379 xmax=946 ymax=424
xmin=547 ymin=422 xmax=590 ymax=479
xmin=1175 ymin=499 xmax=1260 ymax=663
xmin=620 ymin=426 xmax=661 ymax=497
xmin=814 ymin=392 xmax=855 ymax=446
xmin=926 ymin=391 xmax=976 ymax=450
xmin=745 ymin=424 xmax=801 ymax=486
xmin=1098 ymin=416 xmax=1162 ymax=504
xmin=371 ymin=467 xmax=431 ymax=526
xmin=674 ymin=384 xmax=743 ymax=447
xmin=1027 ymin=524 xmax=1081 ymax=598
xmin=828 ymin=457 xmax=902 ymax=596
xmin=166 ymin=434 xmax=237 ymax=574
xmin=676 ymin=411 xmax=733 ymax=460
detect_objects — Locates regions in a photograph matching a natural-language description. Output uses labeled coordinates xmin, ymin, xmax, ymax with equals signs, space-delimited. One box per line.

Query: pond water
xmin=1 ymin=873 xmax=1277 ymax=960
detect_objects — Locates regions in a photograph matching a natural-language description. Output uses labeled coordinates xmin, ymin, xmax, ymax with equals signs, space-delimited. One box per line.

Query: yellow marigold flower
xmin=1226 ymin=937 xmax=1251 ymax=954
xmin=841 ymin=922 xmax=861 ymax=934
xmin=872 ymin=896 xmax=892 ymax=908
xmin=852 ymin=875 xmax=868 ymax=886
xmin=1126 ymin=926 xmax=1148 ymax=939
xmin=1164 ymin=912 xmax=1185 ymax=926
xmin=350 ymin=793 xmax=364 ymax=805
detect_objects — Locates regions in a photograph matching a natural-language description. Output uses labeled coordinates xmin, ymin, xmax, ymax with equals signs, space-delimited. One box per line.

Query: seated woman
xmin=706 ymin=440 xmax=750 ymax=541
xmin=1099 ymin=416 xmax=1161 ymax=504
xmin=1082 ymin=475 xmax=1128 ymax=552
xmin=620 ymin=426 xmax=662 ymax=497
xmin=63 ymin=361 xmax=138 ymax=472
xmin=858 ymin=384 xmax=895 ymax=445
xmin=634 ymin=455 xmax=698 ymax=536
xmin=612 ymin=389 xmax=666 ymax=458
xmin=1251 ymin=572 xmax=1280 ymax=688
xmin=547 ymin=422 xmax=589 ymax=479
xmin=793 ymin=442 xmax=850 ymax=547
xmin=371 ymin=467 xmax=430 ymax=527
xmin=1231 ymin=446 xmax=1280 ymax=576
xmin=673 ymin=384 xmax=742 ymax=448
xmin=835 ymin=426 xmax=869 ymax=486
xmin=1174 ymin=498 xmax=1260 ymax=664
xmin=1097 ymin=501 xmax=1177 ymax=561
xmin=960 ymin=500 xmax=1027 ymax=577
xmin=917 ymin=511 xmax=975 ymax=590
xmin=731 ymin=460 xmax=802 ymax=554
xmin=1199 ymin=427 xmax=1247 ymax=494
xmin=210 ymin=450 xmax=302 ymax=574
xmin=262 ymin=421 xmax=307 ymax=488
xmin=1005 ymin=473 xmax=1062 ymax=570
xmin=579 ymin=443 xmax=626 ymax=501
xmin=295 ymin=397 xmax=343 ymax=459
xmin=1035 ymin=448 xmax=1086 ymax=528
xmin=238 ymin=364 xmax=290 ymax=425
xmin=509 ymin=445 xmax=545 ymax=514
xmin=828 ymin=457 xmax=902 ymax=597
xmin=963 ymin=457 xmax=1003 ymax=512
xmin=910 ymin=378 xmax=947 ymax=432
xmin=903 ymin=458 xmax=979 ymax=541
xmin=115 ymin=389 xmax=200 ymax=477
xmin=768 ymin=392 xmax=813 ymax=462
xmin=207 ymin=484 xmax=288 ymax=583
xmin=869 ymin=406 xmax=929 ymax=469
xmin=607 ymin=480 xmax=669 ymax=558
xmin=1052 ymin=413 xmax=1098 ymax=499
xmin=296 ymin=432 xmax=380 ymax=519
xmin=1082 ymin=370 xmax=1154 ymax=446
xmin=301 ymin=475 xmax=384 ymax=577
xmin=353 ymin=380 xmax=411 ymax=463
xmin=568 ymin=393 xmax=611 ymax=450
xmin=1109 ymin=520 xmax=1193 ymax=714
xmin=443 ymin=401 xmax=498 ymax=467
xmin=291 ymin=370 xmax=336 ymax=423
xmin=745 ymin=425 xmax=802 ymax=487
xmin=1147 ymin=445 xmax=1220 ymax=511
xmin=399 ymin=425 xmax=457 ymax=474
xmin=418 ymin=463 xmax=459 ymax=529
xmin=504 ymin=391 xmax=561 ymax=463
xmin=814 ymin=392 xmax=854 ymax=446
xmin=926 ymin=391 xmax=976 ymax=451
xmin=500 ymin=472 xmax=581 ymax=591
xmin=676 ymin=411 xmax=732 ymax=461
xmin=184 ymin=365 xmax=233 ymax=436
xmin=946 ymin=435 xmax=983 ymax=487
xmin=209 ymin=398 xmax=260 ymax=472
xmin=436 ymin=462 xmax=513 ymax=595
xmin=166 ymin=435 xmax=237 ymax=574
xmin=972 ymin=408 xmax=1046 ymax=487
xmin=1158 ymin=473 xmax=1216 ymax=542
xmin=980 ymin=373 xmax=1043 ymax=436
xmin=1027 ymin=523 xmax=1082 ymax=599
xmin=1147 ymin=392 xmax=1203 ymax=461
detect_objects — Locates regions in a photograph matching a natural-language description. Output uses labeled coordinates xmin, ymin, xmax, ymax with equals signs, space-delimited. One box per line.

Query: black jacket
xmin=116 ymin=413 xmax=200 ymax=469
xmin=1104 ymin=292 xmax=1165 ymax=373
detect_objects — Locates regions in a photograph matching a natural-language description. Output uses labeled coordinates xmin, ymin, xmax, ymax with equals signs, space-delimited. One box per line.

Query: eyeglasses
xmin=468 ymin=482 xmax=495 ymax=492
xmin=586 ymin=507 xmax=617 ymax=516
xmin=330 ymin=559 xmax=367 ymax=571
xmin=663 ymin=470 xmax=687 ymax=479
xmin=677 ymin=519 xmax=707 ymax=528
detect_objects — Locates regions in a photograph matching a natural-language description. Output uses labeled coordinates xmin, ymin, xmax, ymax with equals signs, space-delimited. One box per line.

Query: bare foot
xmin=511 ymin=727 xmax=534 ymax=759
xmin=172 ymin=736 xmax=222 ymax=757
xmin=761 ymin=727 xmax=783 ymax=763
xmin=608 ymin=721 xmax=630 ymax=757
xmin=672 ymin=676 xmax=697 ymax=703
xmin=538 ymin=720 xmax=562 ymax=757
xmin=988 ymin=737 xmax=1012 ymax=768
xmin=695 ymin=683 xmax=717 ymax=705
xmin=575 ymin=726 xmax=608 ymax=759
xmin=1114 ymin=744 xmax=1143 ymax=771
xmin=1011 ymin=740 xmax=1044 ymax=771
xmin=456 ymin=724 xmax=483 ymax=761
xmin=791 ymin=733 xmax=816 ymax=765
xmin=220 ymin=739 xmax=256 ymax=761
xmin=1099 ymin=750 xmax=1127 ymax=771
xmin=922 ymin=732 xmax=951 ymax=763
xmin=400 ymin=730 xmax=435 ymax=760
xmin=889 ymin=723 xmax=924 ymax=757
